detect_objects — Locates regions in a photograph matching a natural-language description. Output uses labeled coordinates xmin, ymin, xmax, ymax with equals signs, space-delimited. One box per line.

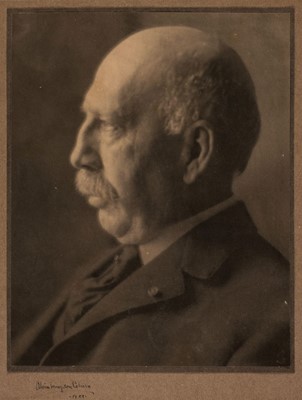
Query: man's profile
xmin=12 ymin=26 xmax=290 ymax=367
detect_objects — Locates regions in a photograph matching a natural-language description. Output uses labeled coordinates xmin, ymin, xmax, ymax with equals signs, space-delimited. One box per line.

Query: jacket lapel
xmin=66 ymin=238 xmax=187 ymax=339
xmin=40 ymin=234 xmax=188 ymax=363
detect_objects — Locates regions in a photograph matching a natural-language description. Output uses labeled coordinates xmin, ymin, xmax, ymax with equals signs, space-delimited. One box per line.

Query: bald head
xmin=90 ymin=27 xmax=223 ymax=118
xmin=100 ymin=26 xmax=222 ymax=70
xmin=87 ymin=26 xmax=260 ymax=174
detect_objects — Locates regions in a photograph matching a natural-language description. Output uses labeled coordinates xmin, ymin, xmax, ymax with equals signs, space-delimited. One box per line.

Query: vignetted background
xmin=10 ymin=10 xmax=291 ymax=338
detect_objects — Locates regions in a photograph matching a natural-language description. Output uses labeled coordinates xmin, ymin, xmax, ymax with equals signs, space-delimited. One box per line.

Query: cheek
xmin=100 ymin=140 xmax=139 ymax=193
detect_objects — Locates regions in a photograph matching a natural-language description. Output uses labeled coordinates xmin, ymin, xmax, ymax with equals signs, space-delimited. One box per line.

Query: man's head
xmin=70 ymin=26 xmax=260 ymax=245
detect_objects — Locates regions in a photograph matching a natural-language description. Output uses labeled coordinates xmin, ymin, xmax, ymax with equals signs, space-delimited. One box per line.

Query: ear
xmin=182 ymin=120 xmax=214 ymax=185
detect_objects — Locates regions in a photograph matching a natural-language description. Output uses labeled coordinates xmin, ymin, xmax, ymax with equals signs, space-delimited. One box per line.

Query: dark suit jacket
xmin=12 ymin=202 xmax=290 ymax=367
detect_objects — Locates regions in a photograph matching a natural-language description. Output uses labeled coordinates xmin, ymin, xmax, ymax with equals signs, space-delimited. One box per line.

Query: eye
xmin=83 ymin=112 xmax=123 ymax=141
xmin=92 ymin=118 xmax=103 ymax=130
xmin=101 ymin=121 xmax=122 ymax=139
xmin=83 ymin=113 xmax=102 ymax=130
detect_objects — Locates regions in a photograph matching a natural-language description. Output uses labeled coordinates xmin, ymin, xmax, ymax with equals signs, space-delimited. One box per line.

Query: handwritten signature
xmin=36 ymin=381 xmax=94 ymax=397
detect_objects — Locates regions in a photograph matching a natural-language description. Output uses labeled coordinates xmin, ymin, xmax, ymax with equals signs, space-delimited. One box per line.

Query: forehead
xmin=82 ymin=53 xmax=145 ymax=120
xmin=83 ymin=75 xmax=121 ymax=118
xmin=83 ymin=60 xmax=164 ymax=127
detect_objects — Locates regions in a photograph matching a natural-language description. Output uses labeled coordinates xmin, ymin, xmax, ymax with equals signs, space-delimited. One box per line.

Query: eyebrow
xmin=80 ymin=104 xmax=127 ymax=128
xmin=80 ymin=102 xmax=102 ymax=117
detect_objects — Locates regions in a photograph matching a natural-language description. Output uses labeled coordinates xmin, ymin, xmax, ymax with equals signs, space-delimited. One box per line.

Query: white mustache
xmin=75 ymin=169 xmax=118 ymax=201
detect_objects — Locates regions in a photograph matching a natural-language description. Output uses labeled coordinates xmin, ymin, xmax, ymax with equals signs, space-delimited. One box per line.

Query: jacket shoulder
xmin=186 ymin=232 xmax=290 ymax=336
xmin=223 ymin=235 xmax=291 ymax=366
xmin=226 ymin=234 xmax=289 ymax=295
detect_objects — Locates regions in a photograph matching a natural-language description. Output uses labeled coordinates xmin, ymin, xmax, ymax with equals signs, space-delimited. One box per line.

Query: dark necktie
xmin=55 ymin=246 xmax=141 ymax=341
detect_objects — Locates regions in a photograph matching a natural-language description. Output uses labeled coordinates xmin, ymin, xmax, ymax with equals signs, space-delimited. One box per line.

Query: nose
xmin=70 ymin=124 xmax=102 ymax=171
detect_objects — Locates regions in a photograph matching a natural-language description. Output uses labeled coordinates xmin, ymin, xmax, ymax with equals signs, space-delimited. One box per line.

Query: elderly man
xmin=13 ymin=26 xmax=290 ymax=367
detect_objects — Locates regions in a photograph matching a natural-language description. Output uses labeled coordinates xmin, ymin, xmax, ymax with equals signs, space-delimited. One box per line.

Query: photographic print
xmin=2 ymin=3 xmax=300 ymax=400
xmin=9 ymin=8 xmax=293 ymax=371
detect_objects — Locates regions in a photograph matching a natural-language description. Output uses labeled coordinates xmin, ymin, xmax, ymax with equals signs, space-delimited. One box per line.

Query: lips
xmin=87 ymin=195 xmax=109 ymax=208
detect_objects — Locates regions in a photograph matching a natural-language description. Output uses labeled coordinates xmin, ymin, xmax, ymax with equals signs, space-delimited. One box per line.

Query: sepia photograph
xmin=8 ymin=8 xmax=293 ymax=372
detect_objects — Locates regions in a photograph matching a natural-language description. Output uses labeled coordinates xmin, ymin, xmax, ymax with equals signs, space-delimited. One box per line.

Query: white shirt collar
xmin=139 ymin=196 xmax=238 ymax=266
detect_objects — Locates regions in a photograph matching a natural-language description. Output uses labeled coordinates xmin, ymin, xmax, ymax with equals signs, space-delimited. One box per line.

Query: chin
xmin=97 ymin=207 xmax=150 ymax=245
xmin=97 ymin=207 xmax=132 ymax=243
